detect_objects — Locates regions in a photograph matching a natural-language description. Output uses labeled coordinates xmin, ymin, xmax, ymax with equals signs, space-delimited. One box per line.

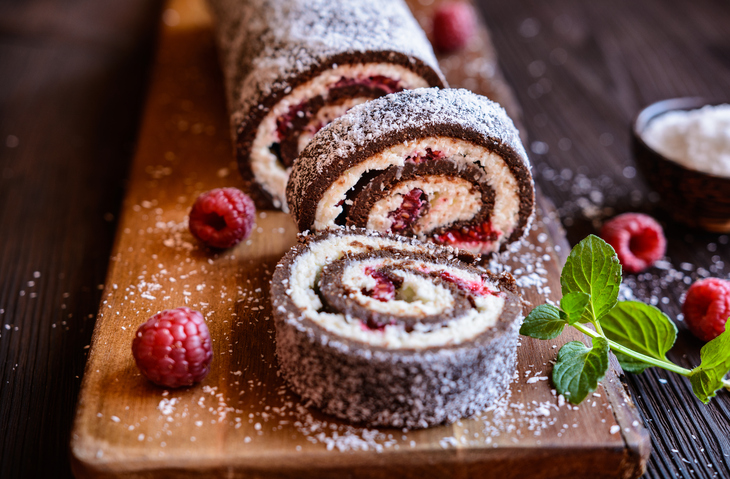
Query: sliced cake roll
xmin=207 ymin=0 xmax=446 ymax=211
xmin=271 ymin=228 xmax=522 ymax=428
xmin=287 ymin=88 xmax=535 ymax=255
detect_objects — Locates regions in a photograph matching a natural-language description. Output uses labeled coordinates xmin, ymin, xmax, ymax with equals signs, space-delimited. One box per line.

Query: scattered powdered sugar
xmin=488 ymin=219 xmax=557 ymax=302
xmin=619 ymin=254 xmax=730 ymax=311
xmin=158 ymin=398 xmax=179 ymax=416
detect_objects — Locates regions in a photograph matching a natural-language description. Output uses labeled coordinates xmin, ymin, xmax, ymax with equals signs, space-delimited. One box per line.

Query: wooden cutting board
xmin=70 ymin=0 xmax=650 ymax=477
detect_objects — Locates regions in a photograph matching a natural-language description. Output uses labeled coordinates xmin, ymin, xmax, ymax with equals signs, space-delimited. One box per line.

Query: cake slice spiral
xmin=287 ymin=88 xmax=535 ymax=254
xmin=271 ymin=228 xmax=523 ymax=428
xmin=207 ymin=0 xmax=447 ymax=211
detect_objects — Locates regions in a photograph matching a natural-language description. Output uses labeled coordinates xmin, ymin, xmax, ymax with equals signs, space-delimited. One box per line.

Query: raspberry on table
xmin=132 ymin=307 xmax=213 ymax=388
xmin=188 ymin=187 xmax=255 ymax=249
xmin=600 ymin=212 xmax=666 ymax=274
xmin=682 ymin=278 xmax=730 ymax=342
xmin=431 ymin=2 xmax=477 ymax=53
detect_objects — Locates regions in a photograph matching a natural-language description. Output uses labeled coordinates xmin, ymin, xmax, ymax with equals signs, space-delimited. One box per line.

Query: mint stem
xmin=572 ymin=323 xmax=692 ymax=377
xmin=724 ymin=379 xmax=730 ymax=390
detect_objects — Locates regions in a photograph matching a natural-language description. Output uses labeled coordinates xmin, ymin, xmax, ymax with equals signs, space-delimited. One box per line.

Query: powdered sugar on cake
xmin=291 ymin=88 xmax=529 ymax=182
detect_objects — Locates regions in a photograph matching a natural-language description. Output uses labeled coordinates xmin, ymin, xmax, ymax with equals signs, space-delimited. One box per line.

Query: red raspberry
xmin=189 ymin=187 xmax=255 ymax=249
xmin=600 ymin=213 xmax=666 ymax=274
xmin=132 ymin=307 xmax=213 ymax=388
xmin=431 ymin=2 xmax=477 ymax=53
xmin=682 ymin=278 xmax=730 ymax=342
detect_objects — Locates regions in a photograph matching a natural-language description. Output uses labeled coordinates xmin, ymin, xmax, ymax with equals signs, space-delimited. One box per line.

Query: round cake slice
xmin=287 ymin=88 xmax=535 ymax=255
xmin=207 ymin=0 xmax=447 ymax=211
xmin=271 ymin=228 xmax=523 ymax=428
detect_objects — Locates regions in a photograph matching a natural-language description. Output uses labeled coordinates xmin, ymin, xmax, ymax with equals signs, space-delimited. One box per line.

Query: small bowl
xmin=633 ymin=97 xmax=730 ymax=233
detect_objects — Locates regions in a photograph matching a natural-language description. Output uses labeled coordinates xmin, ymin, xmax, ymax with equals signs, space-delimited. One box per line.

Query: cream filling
xmin=366 ymin=177 xmax=482 ymax=234
xmin=314 ymin=137 xmax=521 ymax=251
xmin=287 ymin=234 xmax=505 ymax=349
xmin=250 ymin=64 xmax=430 ymax=211
xmin=342 ymin=259 xmax=455 ymax=317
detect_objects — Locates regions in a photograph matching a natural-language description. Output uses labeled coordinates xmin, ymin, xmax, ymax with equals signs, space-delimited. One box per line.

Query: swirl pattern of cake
xmin=207 ymin=0 xmax=447 ymax=211
xmin=271 ymin=228 xmax=523 ymax=428
xmin=287 ymin=88 xmax=535 ymax=254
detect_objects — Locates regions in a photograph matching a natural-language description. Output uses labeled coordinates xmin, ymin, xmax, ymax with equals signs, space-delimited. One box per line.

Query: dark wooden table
xmin=1 ymin=0 xmax=728 ymax=477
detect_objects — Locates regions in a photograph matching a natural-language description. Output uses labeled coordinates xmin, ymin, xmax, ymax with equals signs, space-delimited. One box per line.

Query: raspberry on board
xmin=682 ymin=277 xmax=730 ymax=342
xmin=431 ymin=2 xmax=477 ymax=53
xmin=189 ymin=187 xmax=255 ymax=249
xmin=600 ymin=212 xmax=666 ymax=274
xmin=132 ymin=307 xmax=213 ymax=388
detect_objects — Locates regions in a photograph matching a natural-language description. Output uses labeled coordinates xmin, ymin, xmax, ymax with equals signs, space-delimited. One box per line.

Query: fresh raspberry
xmin=189 ymin=187 xmax=255 ymax=249
xmin=132 ymin=307 xmax=213 ymax=388
xmin=431 ymin=2 xmax=477 ymax=53
xmin=682 ymin=278 xmax=730 ymax=341
xmin=600 ymin=213 xmax=666 ymax=274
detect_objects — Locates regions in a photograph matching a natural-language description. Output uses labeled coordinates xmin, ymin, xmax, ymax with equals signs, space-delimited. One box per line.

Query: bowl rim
xmin=632 ymin=97 xmax=730 ymax=181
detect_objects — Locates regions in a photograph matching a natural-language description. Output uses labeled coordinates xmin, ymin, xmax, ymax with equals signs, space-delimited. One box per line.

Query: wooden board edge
xmin=602 ymin=357 xmax=652 ymax=478
xmin=70 ymin=440 xmax=637 ymax=479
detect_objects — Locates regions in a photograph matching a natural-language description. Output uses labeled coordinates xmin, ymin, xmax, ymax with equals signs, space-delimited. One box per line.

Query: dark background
xmin=1 ymin=0 xmax=729 ymax=477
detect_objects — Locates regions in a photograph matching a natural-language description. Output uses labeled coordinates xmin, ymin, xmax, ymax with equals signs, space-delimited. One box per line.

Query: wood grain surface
xmin=2 ymin=0 xmax=729 ymax=478
xmin=67 ymin=1 xmax=647 ymax=477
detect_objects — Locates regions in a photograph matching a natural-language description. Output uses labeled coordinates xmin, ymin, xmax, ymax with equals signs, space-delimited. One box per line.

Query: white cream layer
xmin=250 ymin=64 xmax=430 ymax=211
xmin=313 ymin=137 xmax=521 ymax=253
xmin=366 ymin=177 xmax=482 ymax=234
xmin=341 ymin=258 xmax=455 ymax=317
xmin=286 ymin=234 xmax=505 ymax=349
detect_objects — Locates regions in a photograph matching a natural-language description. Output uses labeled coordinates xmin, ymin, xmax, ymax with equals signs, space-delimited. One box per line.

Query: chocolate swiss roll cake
xmin=271 ymin=228 xmax=523 ymax=428
xmin=287 ymin=88 xmax=535 ymax=255
xmin=207 ymin=0 xmax=447 ymax=211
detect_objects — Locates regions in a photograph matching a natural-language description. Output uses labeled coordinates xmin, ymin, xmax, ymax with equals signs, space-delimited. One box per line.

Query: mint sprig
xmin=520 ymin=234 xmax=730 ymax=404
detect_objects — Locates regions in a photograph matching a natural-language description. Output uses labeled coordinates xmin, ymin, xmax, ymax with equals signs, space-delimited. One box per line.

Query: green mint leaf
xmin=552 ymin=337 xmax=610 ymax=404
xmin=689 ymin=325 xmax=730 ymax=404
xmin=520 ymin=304 xmax=567 ymax=340
xmin=560 ymin=235 xmax=621 ymax=324
xmin=601 ymin=301 xmax=677 ymax=373
xmin=560 ymin=292 xmax=591 ymax=325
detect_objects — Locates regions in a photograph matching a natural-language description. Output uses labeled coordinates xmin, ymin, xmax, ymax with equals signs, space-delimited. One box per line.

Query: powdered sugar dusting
xmin=293 ymin=88 xmax=528 ymax=182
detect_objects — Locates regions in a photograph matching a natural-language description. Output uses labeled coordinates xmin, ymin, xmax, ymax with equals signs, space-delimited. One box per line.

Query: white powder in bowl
xmin=642 ymin=104 xmax=730 ymax=177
